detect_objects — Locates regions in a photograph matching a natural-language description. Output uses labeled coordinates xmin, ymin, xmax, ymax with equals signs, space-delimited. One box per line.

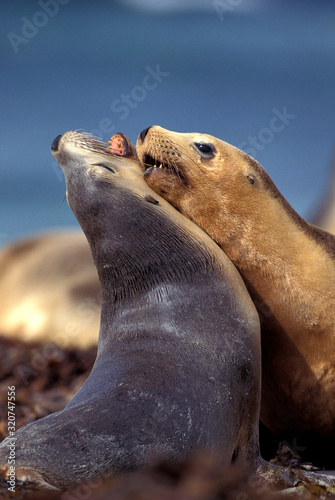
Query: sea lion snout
xmin=51 ymin=134 xmax=62 ymax=152
xmin=138 ymin=126 xmax=152 ymax=144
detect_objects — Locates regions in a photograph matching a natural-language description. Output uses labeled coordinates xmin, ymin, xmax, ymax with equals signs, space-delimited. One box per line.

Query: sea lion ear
xmin=246 ymin=174 xmax=255 ymax=185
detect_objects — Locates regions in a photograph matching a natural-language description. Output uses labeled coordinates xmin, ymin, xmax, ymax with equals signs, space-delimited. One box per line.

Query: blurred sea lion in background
xmin=0 ymin=231 xmax=100 ymax=347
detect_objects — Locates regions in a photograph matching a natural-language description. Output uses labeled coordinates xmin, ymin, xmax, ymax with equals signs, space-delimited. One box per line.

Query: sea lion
xmin=310 ymin=153 xmax=335 ymax=234
xmin=0 ymin=132 xmax=261 ymax=490
xmin=137 ymin=125 xmax=335 ymax=466
xmin=0 ymin=231 xmax=100 ymax=347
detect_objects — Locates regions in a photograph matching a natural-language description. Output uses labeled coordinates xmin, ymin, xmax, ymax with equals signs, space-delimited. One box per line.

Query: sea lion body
xmin=137 ymin=126 xmax=335 ymax=465
xmin=0 ymin=132 xmax=261 ymax=489
xmin=311 ymin=155 xmax=335 ymax=234
xmin=0 ymin=231 xmax=100 ymax=347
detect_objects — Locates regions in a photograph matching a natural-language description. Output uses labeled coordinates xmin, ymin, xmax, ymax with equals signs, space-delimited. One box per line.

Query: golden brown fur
xmin=310 ymin=153 xmax=335 ymax=235
xmin=136 ymin=126 xmax=335 ymax=463
xmin=0 ymin=231 xmax=100 ymax=347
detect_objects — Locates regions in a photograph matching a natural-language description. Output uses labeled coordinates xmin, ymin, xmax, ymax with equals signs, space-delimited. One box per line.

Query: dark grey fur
xmin=0 ymin=133 xmax=261 ymax=490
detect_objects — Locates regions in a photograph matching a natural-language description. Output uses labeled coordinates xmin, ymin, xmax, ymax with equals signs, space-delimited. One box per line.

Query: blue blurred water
xmin=1 ymin=0 xmax=335 ymax=245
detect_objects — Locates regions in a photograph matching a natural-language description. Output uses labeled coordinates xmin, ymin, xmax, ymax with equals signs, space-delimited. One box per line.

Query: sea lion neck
xmin=67 ymin=179 xmax=212 ymax=304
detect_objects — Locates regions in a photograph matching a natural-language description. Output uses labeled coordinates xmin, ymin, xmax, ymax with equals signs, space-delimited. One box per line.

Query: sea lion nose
xmin=51 ymin=134 xmax=62 ymax=152
xmin=139 ymin=126 xmax=152 ymax=144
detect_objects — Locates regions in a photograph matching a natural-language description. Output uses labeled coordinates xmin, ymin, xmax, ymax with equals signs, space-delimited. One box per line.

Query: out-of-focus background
xmin=1 ymin=0 xmax=335 ymax=244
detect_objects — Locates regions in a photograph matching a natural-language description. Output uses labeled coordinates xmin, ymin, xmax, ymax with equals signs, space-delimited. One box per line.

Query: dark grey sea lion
xmin=0 ymin=132 xmax=261 ymax=490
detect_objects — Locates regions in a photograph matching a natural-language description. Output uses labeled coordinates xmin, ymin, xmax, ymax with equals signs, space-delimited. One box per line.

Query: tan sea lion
xmin=0 ymin=231 xmax=100 ymax=347
xmin=310 ymin=153 xmax=335 ymax=234
xmin=0 ymin=132 xmax=262 ymax=490
xmin=137 ymin=125 xmax=335 ymax=467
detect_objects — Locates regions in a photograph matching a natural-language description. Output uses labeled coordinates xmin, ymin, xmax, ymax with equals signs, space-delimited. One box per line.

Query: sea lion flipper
xmin=108 ymin=132 xmax=137 ymax=158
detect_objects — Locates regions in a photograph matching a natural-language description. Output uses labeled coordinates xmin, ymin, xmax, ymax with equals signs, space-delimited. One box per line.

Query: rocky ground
xmin=0 ymin=337 xmax=334 ymax=499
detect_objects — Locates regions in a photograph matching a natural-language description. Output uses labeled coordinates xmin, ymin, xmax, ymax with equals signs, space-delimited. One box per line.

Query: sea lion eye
xmin=94 ymin=163 xmax=115 ymax=174
xmin=194 ymin=142 xmax=215 ymax=158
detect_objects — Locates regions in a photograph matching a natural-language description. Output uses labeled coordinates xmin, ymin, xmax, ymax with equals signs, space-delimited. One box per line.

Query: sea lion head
xmin=51 ymin=131 xmax=139 ymax=199
xmin=51 ymin=131 xmax=163 ymax=246
xmin=136 ymin=125 xmax=256 ymax=197
xmin=136 ymin=125 xmax=284 ymax=251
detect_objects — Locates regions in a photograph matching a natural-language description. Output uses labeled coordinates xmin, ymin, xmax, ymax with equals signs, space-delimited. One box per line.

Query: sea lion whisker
xmin=164 ymin=140 xmax=206 ymax=177
xmin=142 ymin=147 xmax=185 ymax=180
xmin=69 ymin=131 xmax=111 ymax=154
xmin=59 ymin=195 xmax=66 ymax=209
xmin=142 ymin=142 xmax=193 ymax=183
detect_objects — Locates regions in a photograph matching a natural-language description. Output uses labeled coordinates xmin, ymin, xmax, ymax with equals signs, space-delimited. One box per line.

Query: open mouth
xmin=143 ymin=154 xmax=185 ymax=180
xmin=144 ymin=154 xmax=171 ymax=171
